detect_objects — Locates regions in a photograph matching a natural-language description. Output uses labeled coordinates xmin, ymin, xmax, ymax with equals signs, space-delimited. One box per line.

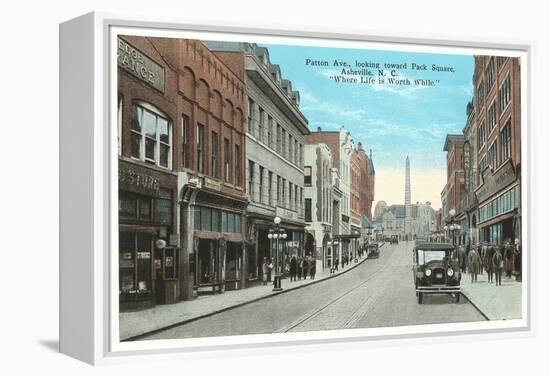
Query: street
xmin=142 ymin=241 xmax=486 ymax=340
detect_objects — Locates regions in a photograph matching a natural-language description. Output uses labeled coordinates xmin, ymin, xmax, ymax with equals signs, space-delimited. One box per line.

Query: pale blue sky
xmin=264 ymin=43 xmax=474 ymax=208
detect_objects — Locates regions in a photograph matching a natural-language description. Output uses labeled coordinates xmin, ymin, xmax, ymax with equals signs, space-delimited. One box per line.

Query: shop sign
xmin=118 ymin=38 xmax=165 ymax=92
xmin=119 ymin=165 xmax=160 ymax=195
xmin=276 ymin=206 xmax=297 ymax=221
xmin=476 ymin=160 xmax=516 ymax=203
xmin=203 ymin=177 xmax=222 ymax=191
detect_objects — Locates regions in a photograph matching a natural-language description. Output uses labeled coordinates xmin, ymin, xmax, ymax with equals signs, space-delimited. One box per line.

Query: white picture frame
xmin=59 ymin=11 xmax=534 ymax=365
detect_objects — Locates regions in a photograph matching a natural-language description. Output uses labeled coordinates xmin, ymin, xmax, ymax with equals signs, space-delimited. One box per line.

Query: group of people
xmin=460 ymin=242 xmax=522 ymax=286
xmin=261 ymin=254 xmax=317 ymax=285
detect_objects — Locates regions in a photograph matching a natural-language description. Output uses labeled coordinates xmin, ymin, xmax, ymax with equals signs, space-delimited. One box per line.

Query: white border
xmin=96 ymin=13 xmax=532 ymax=362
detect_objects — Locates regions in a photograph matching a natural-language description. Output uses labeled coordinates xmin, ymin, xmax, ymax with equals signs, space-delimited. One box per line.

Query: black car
xmin=413 ymin=242 xmax=461 ymax=304
xmin=367 ymin=243 xmax=380 ymax=259
xmin=390 ymin=235 xmax=399 ymax=245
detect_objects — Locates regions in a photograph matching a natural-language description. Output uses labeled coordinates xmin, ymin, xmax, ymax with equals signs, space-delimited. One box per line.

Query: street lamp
xmin=445 ymin=209 xmax=461 ymax=257
xmin=268 ymin=216 xmax=286 ymax=291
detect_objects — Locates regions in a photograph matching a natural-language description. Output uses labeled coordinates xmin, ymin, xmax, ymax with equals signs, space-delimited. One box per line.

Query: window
xmin=119 ymin=192 xmax=152 ymax=221
xmin=486 ymin=58 xmax=495 ymax=93
xmin=295 ymin=185 xmax=298 ymax=212
xmin=197 ymin=124 xmax=205 ymax=173
xmin=304 ymin=166 xmax=312 ymax=186
xmin=478 ymin=121 xmax=486 ymax=148
xmin=282 ymin=129 xmax=286 ymax=158
xmin=247 ymin=98 xmax=255 ymax=135
xmin=276 ymin=124 xmax=281 ymax=153
xmin=488 ymin=102 xmax=497 ymax=131
xmin=277 ymin=176 xmax=281 ymax=205
xmin=211 ymin=131 xmax=219 ymax=178
xmin=224 ymin=138 xmax=231 ymax=183
xmin=282 ymin=178 xmax=286 ymax=206
xmin=131 ymin=103 xmax=172 ymax=168
xmin=182 ymin=114 xmax=191 ymax=169
xmin=155 ymin=189 xmax=173 ymax=226
xmin=499 ymin=75 xmax=511 ymax=112
xmin=295 ymin=139 xmax=299 ymax=165
xmin=234 ymin=144 xmax=241 ymax=186
xmin=268 ymin=171 xmax=273 ymax=205
xmin=477 ymin=82 xmax=484 ymax=107
xmin=258 ymin=107 xmax=264 ymax=141
xmin=288 ymin=134 xmax=293 ymax=162
xmin=248 ymin=160 xmax=254 ymax=196
xmin=289 ymin=182 xmax=293 ymax=210
xmin=259 ymin=166 xmax=264 ymax=203
xmin=268 ymin=116 xmax=273 ymax=148
xmin=305 ymin=198 xmax=312 ymax=222
xmin=299 ymin=144 xmax=303 ymax=168
xmin=488 ymin=142 xmax=497 ymax=169
xmin=501 ymin=119 xmax=512 ymax=162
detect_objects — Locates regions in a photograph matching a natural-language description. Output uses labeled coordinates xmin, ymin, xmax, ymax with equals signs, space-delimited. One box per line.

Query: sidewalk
xmin=460 ymin=269 xmax=522 ymax=320
xmin=120 ymin=249 xmax=377 ymax=341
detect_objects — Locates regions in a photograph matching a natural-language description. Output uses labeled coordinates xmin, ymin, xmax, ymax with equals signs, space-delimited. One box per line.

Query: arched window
xmin=131 ymin=102 xmax=172 ymax=169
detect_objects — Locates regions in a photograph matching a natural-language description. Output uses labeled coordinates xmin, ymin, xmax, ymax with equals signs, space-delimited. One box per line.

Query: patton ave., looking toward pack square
xmin=117 ymin=37 xmax=522 ymax=341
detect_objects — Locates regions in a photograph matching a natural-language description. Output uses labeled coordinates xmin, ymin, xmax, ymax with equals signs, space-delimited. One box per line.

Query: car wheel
xmin=418 ymin=292 xmax=423 ymax=304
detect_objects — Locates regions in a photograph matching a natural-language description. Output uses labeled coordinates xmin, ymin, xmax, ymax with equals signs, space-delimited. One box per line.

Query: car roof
xmin=415 ymin=242 xmax=455 ymax=251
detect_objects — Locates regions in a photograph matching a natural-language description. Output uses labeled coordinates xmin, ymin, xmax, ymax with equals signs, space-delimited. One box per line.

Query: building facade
xmin=117 ymin=37 xmax=248 ymax=309
xmin=442 ymin=56 xmax=522 ymax=249
xmin=303 ymin=143 xmax=334 ymax=271
xmin=206 ymin=42 xmax=310 ymax=281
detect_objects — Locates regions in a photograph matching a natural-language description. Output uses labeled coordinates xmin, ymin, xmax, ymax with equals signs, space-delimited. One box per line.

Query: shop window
xmin=119 ymin=232 xmax=153 ymax=294
xmin=131 ymin=102 xmax=172 ymax=169
xmin=155 ymin=189 xmax=173 ymax=226
xmin=201 ymin=207 xmax=212 ymax=231
xmin=119 ymin=193 xmax=153 ymax=221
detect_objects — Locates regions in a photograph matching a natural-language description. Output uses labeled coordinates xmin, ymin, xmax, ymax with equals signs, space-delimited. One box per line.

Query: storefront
xmin=476 ymin=161 xmax=520 ymax=246
xmin=118 ymin=160 xmax=179 ymax=311
xmin=180 ymin=182 xmax=248 ymax=296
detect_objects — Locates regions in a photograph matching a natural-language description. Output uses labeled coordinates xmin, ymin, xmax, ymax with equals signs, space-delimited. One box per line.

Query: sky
xmin=263 ymin=43 xmax=474 ymax=210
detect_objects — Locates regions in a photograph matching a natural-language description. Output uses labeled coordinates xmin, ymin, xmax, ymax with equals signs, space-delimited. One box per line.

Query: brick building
xmin=205 ymin=42 xmax=309 ymax=282
xmin=117 ymin=36 xmax=248 ymax=309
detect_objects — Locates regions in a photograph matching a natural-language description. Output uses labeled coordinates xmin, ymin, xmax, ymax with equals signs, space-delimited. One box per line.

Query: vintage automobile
xmin=390 ymin=235 xmax=399 ymax=245
xmin=413 ymin=242 xmax=461 ymax=304
xmin=367 ymin=243 xmax=380 ymax=259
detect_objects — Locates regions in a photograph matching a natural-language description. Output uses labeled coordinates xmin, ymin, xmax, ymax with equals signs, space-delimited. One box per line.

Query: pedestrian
xmin=493 ymin=247 xmax=504 ymax=286
xmin=262 ymin=258 xmax=269 ymax=286
xmin=468 ymin=248 xmax=481 ymax=283
xmin=485 ymin=247 xmax=495 ymax=283
xmin=462 ymin=244 xmax=469 ymax=273
xmin=514 ymin=244 xmax=522 ymax=282
xmin=478 ymin=246 xmax=485 ymax=276
xmin=333 ymin=257 xmax=339 ymax=272
xmin=303 ymin=256 xmax=309 ymax=279
xmin=290 ymin=256 xmax=297 ymax=281
xmin=504 ymin=245 xmax=514 ymax=278
xmin=297 ymin=257 xmax=303 ymax=280
xmin=267 ymin=258 xmax=273 ymax=283
xmin=311 ymin=258 xmax=316 ymax=279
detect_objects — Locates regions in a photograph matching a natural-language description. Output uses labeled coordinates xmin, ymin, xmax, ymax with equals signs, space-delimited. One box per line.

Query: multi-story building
xmin=117 ymin=37 xmax=247 ymax=309
xmin=303 ymin=143 xmax=334 ymax=271
xmin=441 ymin=56 xmax=522 ymax=248
xmin=442 ymin=134 xmax=466 ymax=243
xmin=473 ymin=56 xmax=522 ymax=246
xmin=306 ymin=127 xmax=356 ymax=264
xmin=205 ymin=42 xmax=309 ymax=281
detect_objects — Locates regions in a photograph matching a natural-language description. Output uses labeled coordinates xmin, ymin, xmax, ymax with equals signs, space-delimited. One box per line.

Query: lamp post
xmin=445 ymin=208 xmax=461 ymax=257
xmin=268 ymin=216 xmax=286 ymax=291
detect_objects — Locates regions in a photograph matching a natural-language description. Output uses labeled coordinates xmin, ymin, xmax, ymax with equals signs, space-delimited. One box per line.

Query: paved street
xmin=143 ymin=241 xmax=486 ymax=340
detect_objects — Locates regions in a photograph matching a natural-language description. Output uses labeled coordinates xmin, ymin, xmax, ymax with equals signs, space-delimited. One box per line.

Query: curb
xmin=123 ymin=248 xmax=378 ymax=341
xmin=459 ymin=291 xmax=490 ymax=321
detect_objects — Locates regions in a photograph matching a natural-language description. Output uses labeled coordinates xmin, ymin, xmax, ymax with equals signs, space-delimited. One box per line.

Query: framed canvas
xmin=59 ymin=12 xmax=534 ymax=365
